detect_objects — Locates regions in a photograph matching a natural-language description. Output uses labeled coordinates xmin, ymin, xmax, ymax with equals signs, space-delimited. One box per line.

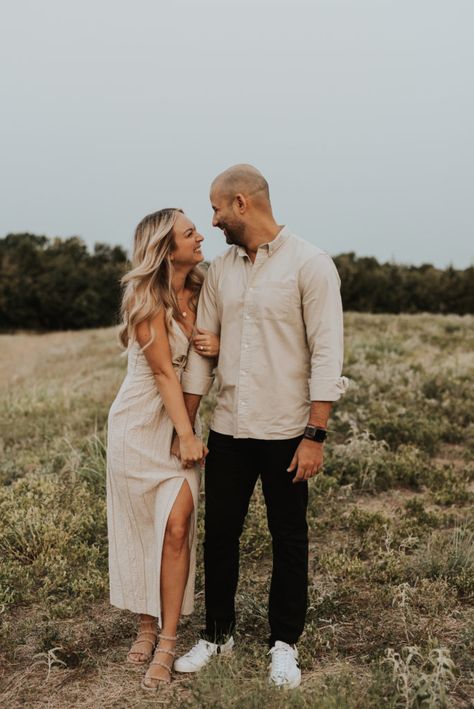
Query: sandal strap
xmin=159 ymin=633 xmax=177 ymax=641
xmin=149 ymin=660 xmax=172 ymax=673
xmin=154 ymin=648 xmax=175 ymax=657
xmin=135 ymin=630 xmax=158 ymax=641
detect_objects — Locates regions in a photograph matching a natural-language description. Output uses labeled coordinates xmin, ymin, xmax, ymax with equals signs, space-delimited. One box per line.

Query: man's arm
xmin=171 ymin=392 xmax=203 ymax=458
xmin=288 ymin=254 xmax=348 ymax=482
xmin=180 ymin=262 xmax=220 ymax=397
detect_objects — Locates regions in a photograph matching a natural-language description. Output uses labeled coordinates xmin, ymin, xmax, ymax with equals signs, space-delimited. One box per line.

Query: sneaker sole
xmin=173 ymin=664 xmax=202 ymax=674
xmin=269 ymin=673 xmax=302 ymax=689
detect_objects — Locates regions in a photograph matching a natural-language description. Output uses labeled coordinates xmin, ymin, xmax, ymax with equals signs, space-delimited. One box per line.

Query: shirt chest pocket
xmin=254 ymin=281 xmax=298 ymax=322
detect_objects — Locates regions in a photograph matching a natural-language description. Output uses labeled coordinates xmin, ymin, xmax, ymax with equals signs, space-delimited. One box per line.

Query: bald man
xmin=173 ymin=164 xmax=347 ymax=688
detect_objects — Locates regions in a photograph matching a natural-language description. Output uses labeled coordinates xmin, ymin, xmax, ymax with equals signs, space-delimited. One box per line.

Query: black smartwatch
xmin=303 ymin=425 xmax=327 ymax=443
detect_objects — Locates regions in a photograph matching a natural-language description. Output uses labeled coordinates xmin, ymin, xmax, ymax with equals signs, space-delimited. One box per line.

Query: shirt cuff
xmin=309 ymin=376 xmax=350 ymax=402
xmin=181 ymin=371 xmax=214 ymax=396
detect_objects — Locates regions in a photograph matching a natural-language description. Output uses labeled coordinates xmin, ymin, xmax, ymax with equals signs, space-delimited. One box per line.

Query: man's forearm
xmin=307 ymin=401 xmax=333 ymax=429
xmin=183 ymin=392 xmax=202 ymax=427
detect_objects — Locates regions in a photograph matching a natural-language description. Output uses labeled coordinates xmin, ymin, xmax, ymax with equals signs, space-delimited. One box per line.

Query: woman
xmin=106 ymin=208 xmax=218 ymax=690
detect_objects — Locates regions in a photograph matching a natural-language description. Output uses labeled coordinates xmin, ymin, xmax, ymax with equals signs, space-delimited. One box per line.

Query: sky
xmin=1 ymin=0 xmax=473 ymax=268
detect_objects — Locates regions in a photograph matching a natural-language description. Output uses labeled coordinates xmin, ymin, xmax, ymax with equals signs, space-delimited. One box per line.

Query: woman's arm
xmin=136 ymin=310 xmax=207 ymax=467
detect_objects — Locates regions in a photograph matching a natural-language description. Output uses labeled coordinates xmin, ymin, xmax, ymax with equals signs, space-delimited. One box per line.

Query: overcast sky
xmin=1 ymin=0 xmax=473 ymax=268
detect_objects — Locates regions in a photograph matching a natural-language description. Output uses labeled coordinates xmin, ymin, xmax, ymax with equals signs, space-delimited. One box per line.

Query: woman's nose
xmin=196 ymin=232 xmax=204 ymax=242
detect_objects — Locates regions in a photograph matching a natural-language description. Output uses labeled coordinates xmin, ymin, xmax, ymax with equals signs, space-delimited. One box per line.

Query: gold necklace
xmin=177 ymin=292 xmax=188 ymax=318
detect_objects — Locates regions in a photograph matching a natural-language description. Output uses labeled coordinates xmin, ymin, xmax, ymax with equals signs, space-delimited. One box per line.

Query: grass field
xmin=0 ymin=313 xmax=473 ymax=708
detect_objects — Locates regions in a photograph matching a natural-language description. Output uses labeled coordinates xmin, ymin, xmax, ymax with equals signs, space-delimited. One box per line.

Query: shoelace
xmin=269 ymin=646 xmax=294 ymax=679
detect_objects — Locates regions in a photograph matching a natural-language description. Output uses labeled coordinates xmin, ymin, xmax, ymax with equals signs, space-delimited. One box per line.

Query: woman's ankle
xmin=138 ymin=614 xmax=157 ymax=628
xmin=158 ymin=631 xmax=177 ymax=647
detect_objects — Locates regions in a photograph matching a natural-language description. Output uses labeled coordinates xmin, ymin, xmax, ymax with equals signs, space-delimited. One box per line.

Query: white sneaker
xmin=174 ymin=636 xmax=234 ymax=673
xmin=268 ymin=640 xmax=301 ymax=689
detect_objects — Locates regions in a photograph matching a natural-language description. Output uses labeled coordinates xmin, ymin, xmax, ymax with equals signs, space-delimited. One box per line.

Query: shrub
xmin=405 ymin=526 xmax=474 ymax=598
xmin=324 ymin=430 xmax=431 ymax=491
xmin=0 ymin=473 xmax=107 ymax=615
xmin=384 ymin=644 xmax=456 ymax=708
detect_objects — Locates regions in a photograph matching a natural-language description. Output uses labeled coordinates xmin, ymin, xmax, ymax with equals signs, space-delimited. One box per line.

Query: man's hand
xmin=287 ymin=439 xmax=324 ymax=483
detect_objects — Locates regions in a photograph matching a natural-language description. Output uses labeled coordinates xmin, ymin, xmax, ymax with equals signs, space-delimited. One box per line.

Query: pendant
xmin=182 ymin=311 xmax=187 ymax=317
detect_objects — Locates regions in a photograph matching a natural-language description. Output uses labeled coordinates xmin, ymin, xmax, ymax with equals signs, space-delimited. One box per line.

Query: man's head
xmin=210 ymin=164 xmax=272 ymax=246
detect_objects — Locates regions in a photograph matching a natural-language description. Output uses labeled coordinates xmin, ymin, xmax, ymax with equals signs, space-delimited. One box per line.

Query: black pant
xmin=203 ymin=430 xmax=308 ymax=646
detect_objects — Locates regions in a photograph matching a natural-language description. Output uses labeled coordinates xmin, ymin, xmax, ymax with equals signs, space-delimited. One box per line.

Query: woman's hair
xmin=118 ymin=208 xmax=204 ymax=350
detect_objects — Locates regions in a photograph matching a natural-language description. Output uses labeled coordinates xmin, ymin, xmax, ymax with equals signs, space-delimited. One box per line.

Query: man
xmin=173 ymin=164 xmax=347 ymax=688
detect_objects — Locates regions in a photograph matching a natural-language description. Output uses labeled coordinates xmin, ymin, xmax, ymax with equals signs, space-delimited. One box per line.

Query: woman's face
xmin=171 ymin=213 xmax=205 ymax=267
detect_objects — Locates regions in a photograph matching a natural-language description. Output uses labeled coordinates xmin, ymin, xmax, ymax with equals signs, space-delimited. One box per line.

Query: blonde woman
xmin=107 ymin=209 xmax=218 ymax=690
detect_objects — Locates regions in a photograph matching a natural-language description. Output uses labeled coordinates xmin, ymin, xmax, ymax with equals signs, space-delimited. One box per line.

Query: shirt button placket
xmin=238 ymin=276 xmax=256 ymax=437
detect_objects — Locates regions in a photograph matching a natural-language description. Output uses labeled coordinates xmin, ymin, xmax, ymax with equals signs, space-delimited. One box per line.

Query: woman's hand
xmin=193 ymin=328 xmax=219 ymax=357
xmin=179 ymin=432 xmax=208 ymax=468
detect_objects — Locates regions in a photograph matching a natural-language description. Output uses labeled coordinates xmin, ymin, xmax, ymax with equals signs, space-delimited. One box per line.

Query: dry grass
xmin=1 ymin=314 xmax=474 ymax=708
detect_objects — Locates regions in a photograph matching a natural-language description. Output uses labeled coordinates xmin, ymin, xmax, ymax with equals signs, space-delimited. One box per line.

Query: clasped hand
xmin=171 ymin=432 xmax=208 ymax=469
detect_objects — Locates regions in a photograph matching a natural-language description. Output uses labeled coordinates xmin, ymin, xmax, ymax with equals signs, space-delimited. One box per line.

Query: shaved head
xmin=211 ymin=163 xmax=270 ymax=206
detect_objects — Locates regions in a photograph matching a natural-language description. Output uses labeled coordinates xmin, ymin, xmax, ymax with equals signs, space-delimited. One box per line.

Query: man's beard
xmin=222 ymin=220 xmax=246 ymax=246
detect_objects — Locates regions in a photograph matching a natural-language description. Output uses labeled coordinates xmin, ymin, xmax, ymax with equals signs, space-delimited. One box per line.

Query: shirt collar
xmin=236 ymin=225 xmax=291 ymax=258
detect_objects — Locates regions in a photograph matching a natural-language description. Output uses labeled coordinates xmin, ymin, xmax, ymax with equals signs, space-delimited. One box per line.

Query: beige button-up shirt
xmin=181 ymin=226 xmax=348 ymax=440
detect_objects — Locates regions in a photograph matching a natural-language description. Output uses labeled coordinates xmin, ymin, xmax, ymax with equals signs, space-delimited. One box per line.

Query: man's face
xmin=210 ymin=189 xmax=246 ymax=246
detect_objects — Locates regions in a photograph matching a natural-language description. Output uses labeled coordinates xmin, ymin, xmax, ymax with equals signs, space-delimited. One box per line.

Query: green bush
xmin=405 ymin=526 xmax=474 ymax=598
xmin=324 ymin=430 xmax=431 ymax=491
xmin=0 ymin=473 xmax=107 ymax=615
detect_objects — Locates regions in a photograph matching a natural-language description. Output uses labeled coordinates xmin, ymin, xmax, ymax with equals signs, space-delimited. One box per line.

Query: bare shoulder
xmin=136 ymin=308 xmax=168 ymax=350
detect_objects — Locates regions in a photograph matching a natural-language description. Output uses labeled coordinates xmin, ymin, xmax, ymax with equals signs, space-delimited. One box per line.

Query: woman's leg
xmin=128 ymin=614 xmax=158 ymax=663
xmin=143 ymin=479 xmax=194 ymax=686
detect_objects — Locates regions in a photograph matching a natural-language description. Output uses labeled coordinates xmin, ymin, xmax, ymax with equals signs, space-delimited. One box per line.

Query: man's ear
xmin=234 ymin=193 xmax=247 ymax=213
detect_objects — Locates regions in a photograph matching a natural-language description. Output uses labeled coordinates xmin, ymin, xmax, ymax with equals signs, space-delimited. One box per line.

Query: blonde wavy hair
xmin=119 ymin=208 xmax=204 ymax=350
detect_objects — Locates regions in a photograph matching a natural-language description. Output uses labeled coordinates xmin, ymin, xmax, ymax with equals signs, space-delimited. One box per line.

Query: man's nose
xmin=212 ymin=214 xmax=218 ymax=227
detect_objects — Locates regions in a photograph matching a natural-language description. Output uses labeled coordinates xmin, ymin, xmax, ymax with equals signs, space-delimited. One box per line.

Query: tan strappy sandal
xmin=141 ymin=633 xmax=177 ymax=691
xmin=127 ymin=620 xmax=158 ymax=665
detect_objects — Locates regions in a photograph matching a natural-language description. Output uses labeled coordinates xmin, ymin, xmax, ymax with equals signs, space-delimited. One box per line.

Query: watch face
xmin=304 ymin=426 xmax=327 ymax=441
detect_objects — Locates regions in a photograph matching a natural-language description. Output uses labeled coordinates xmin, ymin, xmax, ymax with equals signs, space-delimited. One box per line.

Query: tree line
xmin=334 ymin=252 xmax=473 ymax=315
xmin=0 ymin=233 xmax=472 ymax=332
xmin=0 ymin=233 xmax=128 ymax=331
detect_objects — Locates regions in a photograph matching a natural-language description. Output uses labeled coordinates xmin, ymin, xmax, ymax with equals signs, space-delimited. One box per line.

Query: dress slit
xmin=154 ymin=476 xmax=198 ymax=628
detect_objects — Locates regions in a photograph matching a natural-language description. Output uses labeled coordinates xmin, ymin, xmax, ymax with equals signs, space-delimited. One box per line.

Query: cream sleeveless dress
xmin=106 ymin=320 xmax=200 ymax=623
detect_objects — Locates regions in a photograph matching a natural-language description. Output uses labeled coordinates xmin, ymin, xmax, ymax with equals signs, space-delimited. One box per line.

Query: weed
xmin=384 ymin=644 xmax=455 ymax=708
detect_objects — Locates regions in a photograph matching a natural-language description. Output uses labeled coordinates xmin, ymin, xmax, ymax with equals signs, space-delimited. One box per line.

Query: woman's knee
xmin=165 ymin=515 xmax=190 ymax=551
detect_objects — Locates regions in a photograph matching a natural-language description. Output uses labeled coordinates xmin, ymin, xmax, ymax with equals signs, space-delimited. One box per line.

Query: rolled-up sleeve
xmin=181 ymin=262 xmax=220 ymax=396
xmin=299 ymin=253 xmax=348 ymax=401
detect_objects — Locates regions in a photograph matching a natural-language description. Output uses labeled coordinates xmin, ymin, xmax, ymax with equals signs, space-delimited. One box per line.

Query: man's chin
xmin=224 ymin=231 xmax=241 ymax=246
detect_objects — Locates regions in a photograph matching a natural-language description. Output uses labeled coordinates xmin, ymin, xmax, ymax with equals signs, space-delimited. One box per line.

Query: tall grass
xmin=1 ymin=315 xmax=473 ymax=707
